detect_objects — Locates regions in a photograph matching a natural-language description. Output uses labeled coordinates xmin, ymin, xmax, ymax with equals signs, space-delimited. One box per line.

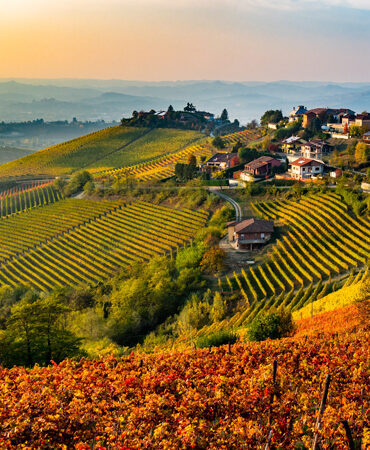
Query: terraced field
xmin=0 ymin=126 xmax=203 ymax=179
xmin=98 ymin=129 xmax=262 ymax=182
xmin=193 ymin=192 xmax=370 ymax=338
xmin=0 ymin=182 xmax=61 ymax=217
xmin=0 ymin=199 xmax=208 ymax=291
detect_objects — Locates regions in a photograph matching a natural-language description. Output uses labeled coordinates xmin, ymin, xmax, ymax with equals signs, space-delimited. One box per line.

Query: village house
xmin=205 ymin=153 xmax=234 ymax=170
xmin=243 ymin=156 xmax=281 ymax=178
xmin=363 ymin=131 xmax=370 ymax=144
xmin=281 ymin=136 xmax=306 ymax=153
xmin=289 ymin=105 xmax=307 ymax=123
xmin=303 ymin=108 xmax=355 ymax=128
xmin=301 ymin=139 xmax=330 ymax=159
xmin=354 ymin=113 xmax=370 ymax=128
xmin=227 ymin=218 xmax=274 ymax=250
xmin=289 ymin=157 xmax=325 ymax=180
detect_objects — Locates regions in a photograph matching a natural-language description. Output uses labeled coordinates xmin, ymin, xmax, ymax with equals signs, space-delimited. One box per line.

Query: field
xmin=0 ymin=300 xmax=367 ymax=449
xmin=193 ymin=192 xmax=370 ymax=336
xmin=98 ymin=129 xmax=262 ymax=182
xmin=0 ymin=127 xmax=203 ymax=179
xmin=0 ymin=181 xmax=61 ymax=217
xmin=0 ymin=199 xmax=208 ymax=291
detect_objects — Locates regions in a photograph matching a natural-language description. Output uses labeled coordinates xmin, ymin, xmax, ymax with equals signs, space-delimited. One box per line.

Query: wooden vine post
xmin=312 ymin=373 xmax=331 ymax=449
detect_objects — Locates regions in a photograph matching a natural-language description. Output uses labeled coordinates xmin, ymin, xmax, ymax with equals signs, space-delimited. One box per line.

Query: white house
xmin=289 ymin=157 xmax=325 ymax=180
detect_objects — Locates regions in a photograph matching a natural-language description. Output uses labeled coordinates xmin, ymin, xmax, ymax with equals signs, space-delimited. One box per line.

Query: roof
xmin=206 ymin=153 xmax=234 ymax=164
xmin=356 ymin=113 xmax=370 ymax=120
xmin=228 ymin=218 xmax=274 ymax=234
xmin=289 ymin=105 xmax=307 ymax=116
xmin=290 ymin=157 xmax=324 ymax=167
xmin=282 ymin=135 xmax=301 ymax=144
xmin=363 ymin=131 xmax=370 ymax=136
xmin=245 ymin=156 xmax=280 ymax=170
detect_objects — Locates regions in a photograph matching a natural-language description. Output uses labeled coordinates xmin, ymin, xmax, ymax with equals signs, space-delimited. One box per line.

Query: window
xmin=261 ymin=233 xmax=265 ymax=239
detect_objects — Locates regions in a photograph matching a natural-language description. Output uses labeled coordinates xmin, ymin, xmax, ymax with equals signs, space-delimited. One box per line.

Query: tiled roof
xmin=290 ymin=157 xmax=324 ymax=167
xmin=232 ymin=218 xmax=274 ymax=234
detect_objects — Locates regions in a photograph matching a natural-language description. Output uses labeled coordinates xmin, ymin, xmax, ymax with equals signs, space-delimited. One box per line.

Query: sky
xmin=1 ymin=0 xmax=369 ymax=81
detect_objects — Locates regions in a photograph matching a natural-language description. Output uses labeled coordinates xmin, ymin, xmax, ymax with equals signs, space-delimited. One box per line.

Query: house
xmin=363 ymin=131 xmax=370 ymax=144
xmin=303 ymin=108 xmax=355 ymax=128
xmin=197 ymin=111 xmax=215 ymax=121
xmin=330 ymin=169 xmax=342 ymax=178
xmin=205 ymin=153 xmax=234 ymax=170
xmin=227 ymin=218 xmax=274 ymax=250
xmin=268 ymin=123 xmax=278 ymax=130
xmin=301 ymin=140 xmax=330 ymax=159
xmin=289 ymin=105 xmax=307 ymax=123
xmin=281 ymin=136 xmax=306 ymax=153
xmin=243 ymin=156 xmax=281 ymax=177
xmin=354 ymin=113 xmax=370 ymax=128
xmin=289 ymin=157 xmax=325 ymax=180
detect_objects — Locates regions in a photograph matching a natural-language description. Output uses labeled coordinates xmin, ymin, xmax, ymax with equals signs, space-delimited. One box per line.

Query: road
xmin=212 ymin=190 xmax=242 ymax=221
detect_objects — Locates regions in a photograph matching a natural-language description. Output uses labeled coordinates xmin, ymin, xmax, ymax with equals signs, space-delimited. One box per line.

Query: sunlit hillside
xmin=0 ymin=126 xmax=203 ymax=179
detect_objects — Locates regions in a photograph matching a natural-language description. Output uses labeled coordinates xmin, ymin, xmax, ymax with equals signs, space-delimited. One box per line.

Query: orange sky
xmin=1 ymin=0 xmax=369 ymax=81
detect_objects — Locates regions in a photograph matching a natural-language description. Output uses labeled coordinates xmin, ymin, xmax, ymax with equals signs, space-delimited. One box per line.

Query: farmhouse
xmin=227 ymin=218 xmax=274 ymax=250
xmin=243 ymin=156 xmax=281 ymax=177
xmin=289 ymin=157 xmax=324 ymax=180
xmin=301 ymin=140 xmax=330 ymax=159
xmin=206 ymin=153 xmax=234 ymax=170
xmin=303 ymin=108 xmax=355 ymax=128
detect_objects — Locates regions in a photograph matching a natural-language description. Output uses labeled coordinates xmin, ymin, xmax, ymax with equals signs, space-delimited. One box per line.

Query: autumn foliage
xmin=0 ymin=303 xmax=368 ymax=449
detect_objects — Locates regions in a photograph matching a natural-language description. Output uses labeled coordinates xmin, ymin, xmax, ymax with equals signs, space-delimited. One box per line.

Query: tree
xmin=132 ymin=110 xmax=138 ymax=119
xmin=367 ymin=167 xmax=370 ymax=182
xmin=200 ymin=247 xmax=226 ymax=274
xmin=1 ymin=296 xmax=83 ymax=367
xmin=247 ymin=309 xmax=294 ymax=342
xmin=221 ymin=109 xmax=229 ymax=122
xmin=83 ymin=180 xmax=95 ymax=195
xmin=212 ymin=136 xmax=225 ymax=149
xmin=246 ymin=119 xmax=258 ymax=129
xmin=355 ymin=142 xmax=368 ymax=165
xmin=233 ymin=119 xmax=240 ymax=127
xmin=184 ymin=102 xmax=196 ymax=112
xmin=308 ymin=117 xmax=322 ymax=134
xmin=343 ymin=122 xmax=349 ymax=134
xmin=350 ymin=125 xmax=362 ymax=137
xmin=238 ymin=147 xmax=258 ymax=163
xmin=167 ymin=105 xmax=174 ymax=112
xmin=210 ymin=292 xmax=227 ymax=322
xmin=53 ymin=177 xmax=67 ymax=194
xmin=260 ymin=110 xmax=283 ymax=126
xmin=187 ymin=154 xmax=197 ymax=166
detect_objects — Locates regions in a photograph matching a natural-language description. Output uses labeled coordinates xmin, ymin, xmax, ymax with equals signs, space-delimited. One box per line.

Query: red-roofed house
xmin=227 ymin=218 xmax=274 ymax=250
xmin=243 ymin=156 xmax=281 ymax=178
xmin=290 ymin=157 xmax=325 ymax=180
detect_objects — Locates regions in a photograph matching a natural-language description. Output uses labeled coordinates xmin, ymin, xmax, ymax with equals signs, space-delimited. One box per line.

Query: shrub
xmin=247 ymin=309 xmax=294 ymax=342
xmin=197 ymin=330 xmax=237 ymax=349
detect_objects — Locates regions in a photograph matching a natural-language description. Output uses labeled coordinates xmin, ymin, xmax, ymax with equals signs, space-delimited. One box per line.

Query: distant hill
xmin=0 ymin=79 xmax=369 ymax=123
xmin=0 ymin=146 xmax=34 ymax=165
xmin=0 ymin=126 xmax=203 ymax=179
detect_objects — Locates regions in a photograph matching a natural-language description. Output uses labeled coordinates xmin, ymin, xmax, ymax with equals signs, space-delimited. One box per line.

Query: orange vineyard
xmin=0 ymin=303 xmax=368 ymax=449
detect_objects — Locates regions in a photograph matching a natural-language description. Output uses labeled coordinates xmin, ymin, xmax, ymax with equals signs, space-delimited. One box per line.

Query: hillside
xmin=0 ymin=126 xmax=203 ymax=179
xmin=0 ymin=198 xmax=208 ymax=291
xmin=0 ymin=296 xmax=368 ymax=448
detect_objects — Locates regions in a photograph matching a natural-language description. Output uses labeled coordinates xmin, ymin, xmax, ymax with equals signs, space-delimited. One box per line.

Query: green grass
xmin=0 ymin=126 xmax=203 ymax=180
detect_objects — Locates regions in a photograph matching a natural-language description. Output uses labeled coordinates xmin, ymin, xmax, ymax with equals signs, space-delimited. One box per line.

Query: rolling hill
xmin=0 ymin=126 xmax=203 ymax=180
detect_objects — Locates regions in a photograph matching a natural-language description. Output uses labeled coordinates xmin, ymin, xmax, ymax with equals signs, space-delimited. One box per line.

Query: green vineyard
xmin=192 ymin=192 xmax=370 ymax=339
xmin=0 ymin=183 xmax=61 ymax=218
xmin=97 ymin=129 xmax=262 ymax=182
xmin=0 ymin=199 xmax=208 ymax=291
xmin=0 ymin=127 xmax=203 ymax=179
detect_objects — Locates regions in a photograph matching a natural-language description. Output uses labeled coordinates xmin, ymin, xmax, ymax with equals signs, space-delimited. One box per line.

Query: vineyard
xmin=193 ymin=192 xmax=370 ymax=338
xmin=97 ymin=129 xmax=262 ymax=183
xmin=0 ymin=181 xmax=61 ymax=217
xmin=0 ymin=199 xmax=208 ymax=291
xmin=0 ymin=126 xmax=202 ymax=179
xmin=0 ymin=301 xmax=368 ymax=448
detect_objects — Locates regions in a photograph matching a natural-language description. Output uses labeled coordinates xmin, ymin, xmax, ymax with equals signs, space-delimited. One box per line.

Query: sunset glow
xmin=1 ymin=0 xmax=369 ymax=81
